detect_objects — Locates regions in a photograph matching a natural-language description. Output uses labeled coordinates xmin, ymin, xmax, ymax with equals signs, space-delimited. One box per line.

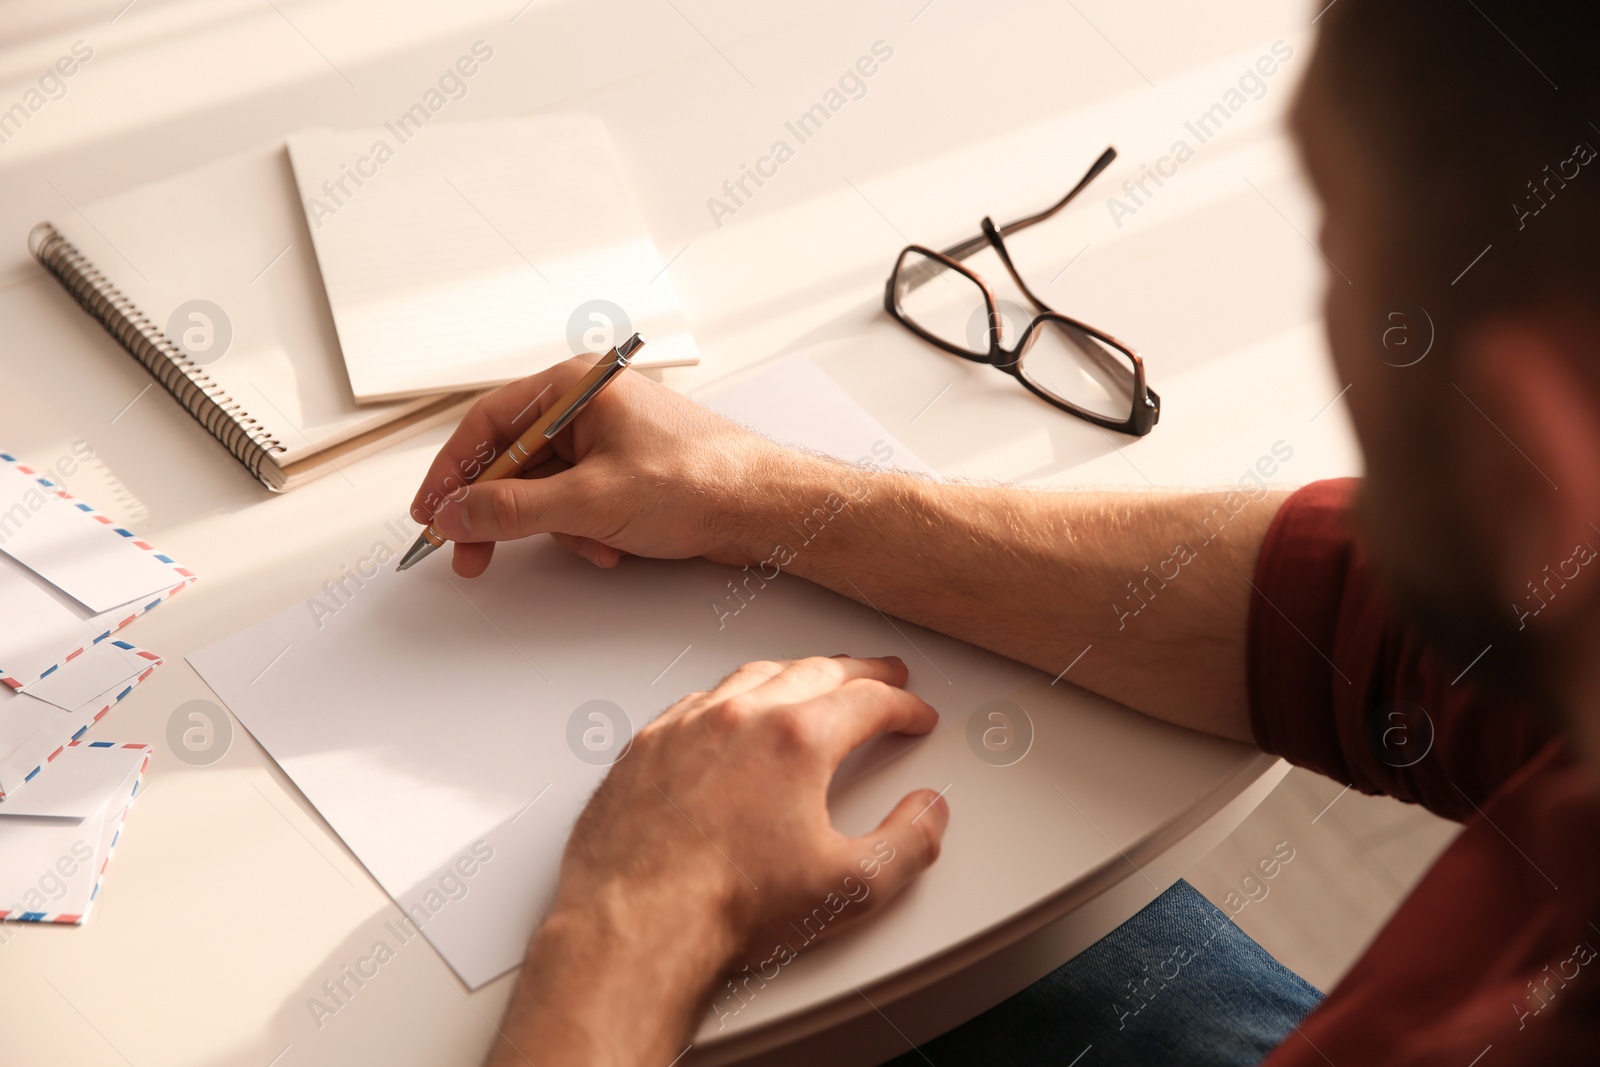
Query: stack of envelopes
xmin=0 ymin=449 xmax=191 ymax=924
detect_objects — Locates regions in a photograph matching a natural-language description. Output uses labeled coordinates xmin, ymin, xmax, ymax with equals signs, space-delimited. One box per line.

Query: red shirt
xmin=1252 ymin=479 xmax=1600 ymax=1066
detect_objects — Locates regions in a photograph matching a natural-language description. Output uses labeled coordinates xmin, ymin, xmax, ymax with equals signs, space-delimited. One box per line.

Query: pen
xmin=396 ymin=332 xmax=645 ymax=572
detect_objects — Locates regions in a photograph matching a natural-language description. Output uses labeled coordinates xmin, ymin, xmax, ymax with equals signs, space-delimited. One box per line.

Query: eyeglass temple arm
xmin=935 ymin=146 xmax=1118 ymax=264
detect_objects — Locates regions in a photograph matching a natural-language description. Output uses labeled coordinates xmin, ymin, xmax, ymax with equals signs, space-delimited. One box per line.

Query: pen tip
xmin=396 ymin=533 xmax=440 ymax=572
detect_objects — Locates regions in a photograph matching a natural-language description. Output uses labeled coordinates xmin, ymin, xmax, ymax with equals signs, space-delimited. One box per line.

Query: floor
xmin=1184 ymin=765 xmax=1461 ymax=992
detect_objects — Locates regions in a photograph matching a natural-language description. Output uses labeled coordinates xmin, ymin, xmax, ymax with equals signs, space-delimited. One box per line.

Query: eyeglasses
xmin=883 ymin=146 xmax=1160 ymax=436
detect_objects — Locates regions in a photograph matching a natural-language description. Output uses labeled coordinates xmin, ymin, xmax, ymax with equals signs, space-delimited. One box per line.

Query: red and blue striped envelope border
xmin=0 ymin=742 xmax=152 ymax=925
xmin=0 ymin=450 xmax=195 ymax=691
xmin=0 ymin=641 xmax=162 ymax=801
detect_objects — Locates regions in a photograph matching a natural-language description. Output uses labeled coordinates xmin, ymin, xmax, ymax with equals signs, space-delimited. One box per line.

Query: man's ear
xmin=1457 ymin=314 xmax=1600 ymax=627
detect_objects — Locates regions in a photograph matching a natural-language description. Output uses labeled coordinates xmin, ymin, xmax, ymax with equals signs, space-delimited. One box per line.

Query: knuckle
xmin=721 ymin=660 xmax=780 ymax=688
xmin=708 ymin=695 xmax=754 ymax=726
xmin=797 ymin=655 xmax=843 ymax=681
xmin=486 ymin=484 xmax=531 ymax=535
xmin=844 ymin=677 xmax=896 ymax=706
xmin=766 ymin=705 xmax=819 ymax=752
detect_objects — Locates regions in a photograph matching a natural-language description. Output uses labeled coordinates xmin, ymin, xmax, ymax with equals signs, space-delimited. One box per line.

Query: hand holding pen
xmin=399 ymin=334 xmax=645 ymax=571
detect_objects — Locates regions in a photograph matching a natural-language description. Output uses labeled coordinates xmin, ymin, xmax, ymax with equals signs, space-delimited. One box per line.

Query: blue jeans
xmin=884 ymin=880 xmax=1322 ymax=1067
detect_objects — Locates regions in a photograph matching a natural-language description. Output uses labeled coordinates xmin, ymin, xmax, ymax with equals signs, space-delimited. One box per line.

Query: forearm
xmin=740 ymin=458 xmax=1289 ymax=743
xmin=489 ymin=887 xmax=734 ymax=1066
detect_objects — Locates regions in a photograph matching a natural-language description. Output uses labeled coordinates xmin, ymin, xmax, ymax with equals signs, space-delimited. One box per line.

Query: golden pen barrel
xmin=476 ymin=441 xmax=534 ymax=483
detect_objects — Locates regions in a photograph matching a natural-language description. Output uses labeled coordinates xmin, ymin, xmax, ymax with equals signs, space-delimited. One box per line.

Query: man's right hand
xmin=410 ymin=358 xmax=806 ymax=578
xmin=411 ymin=354 xmax=1279 ymax=748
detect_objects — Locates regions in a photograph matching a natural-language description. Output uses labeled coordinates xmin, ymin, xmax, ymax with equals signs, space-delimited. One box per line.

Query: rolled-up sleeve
xmin=1247 ymin=479 xmax=1556 ymax=820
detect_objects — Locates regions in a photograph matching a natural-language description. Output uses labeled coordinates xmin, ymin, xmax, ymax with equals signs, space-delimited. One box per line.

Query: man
xmin=412 ymin=0 xmax=1600 ymax=1062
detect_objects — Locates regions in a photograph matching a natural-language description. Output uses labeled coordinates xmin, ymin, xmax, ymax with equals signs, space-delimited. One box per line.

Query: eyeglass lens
xmin=894 ymin=249 xmax=1138 ymax=420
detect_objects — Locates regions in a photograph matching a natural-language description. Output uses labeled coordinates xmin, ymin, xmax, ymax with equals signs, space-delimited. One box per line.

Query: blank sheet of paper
xmin=700 ymin=357 xmax=936 ymax=477
xmin=191 ymin=536 xmax=1032 ymax=987
xmin=189 ymin=358 xmax=1031 ymax=988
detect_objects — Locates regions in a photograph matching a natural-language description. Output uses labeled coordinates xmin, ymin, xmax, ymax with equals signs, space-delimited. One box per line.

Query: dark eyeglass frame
xmin=883 ymin=146 xmax=1161 ymax=436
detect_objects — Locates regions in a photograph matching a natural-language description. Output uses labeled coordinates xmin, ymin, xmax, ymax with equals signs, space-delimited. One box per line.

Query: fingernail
xmin=830 ymin=653 xmax=850 ymax=659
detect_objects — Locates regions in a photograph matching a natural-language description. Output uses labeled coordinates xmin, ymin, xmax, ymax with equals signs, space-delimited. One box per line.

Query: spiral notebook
xmin=29 ymin=140 xmax=481 ymax=492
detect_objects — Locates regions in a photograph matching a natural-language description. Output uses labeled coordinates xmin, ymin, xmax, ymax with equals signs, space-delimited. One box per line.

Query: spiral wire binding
xmin=29 ymin=222 xmax=286 ymax=488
